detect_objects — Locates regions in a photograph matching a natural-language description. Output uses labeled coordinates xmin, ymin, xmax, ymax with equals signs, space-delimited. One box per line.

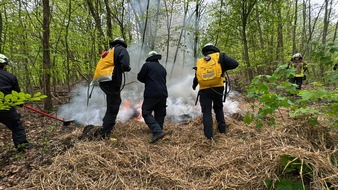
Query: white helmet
xmin=292 ymin=53 xmax=302 ymax=59
xmin=203 ymin=43 xmax=215 ymax=48
xmin=148 ymin=51 xmax=160 ymax=57
xmin=0 ymin=54 xmax=10 ymax=65
xmin=147 ymin=50 xmax=162 ymax=60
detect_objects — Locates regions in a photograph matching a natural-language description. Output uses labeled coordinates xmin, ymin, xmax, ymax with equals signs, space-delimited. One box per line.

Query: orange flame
xmin=122 ymin=99 xmax=143 ymax=121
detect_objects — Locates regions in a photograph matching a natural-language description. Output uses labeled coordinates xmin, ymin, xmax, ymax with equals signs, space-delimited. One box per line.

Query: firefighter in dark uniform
xmin=99 ymin=38 xmax=131 ymax=139
xmin=192 ymin=43 xmax=239 ymax=140
xmin=0 ymin=53 xmax=32 ymax=151
xmin=137 ymin=51 xmax=168 ymax=143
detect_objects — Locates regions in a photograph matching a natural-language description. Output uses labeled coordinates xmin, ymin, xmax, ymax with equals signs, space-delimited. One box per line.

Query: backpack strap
xmin=218 ymin=52 xmax=225 ymax=75
xmin=223 ymin=70 xmax=231 ymax=102
xmin=194 ymin=92 xmax=200 ymax=105
xmin=220 ymin=52 xmax=232 ymax=102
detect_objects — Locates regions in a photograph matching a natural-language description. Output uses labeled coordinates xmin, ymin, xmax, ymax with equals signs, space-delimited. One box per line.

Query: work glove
xmin=122 ymin=66 xmax=131 ymax=72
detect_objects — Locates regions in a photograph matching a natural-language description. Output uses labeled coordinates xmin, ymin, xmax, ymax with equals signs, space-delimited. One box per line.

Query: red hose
xmin=23 ymin=104 xmax=65 ymax=122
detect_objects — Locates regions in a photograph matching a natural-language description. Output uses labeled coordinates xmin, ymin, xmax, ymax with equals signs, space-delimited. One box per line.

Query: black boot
xmin=150 ymin=132 xmax=165 ymax=143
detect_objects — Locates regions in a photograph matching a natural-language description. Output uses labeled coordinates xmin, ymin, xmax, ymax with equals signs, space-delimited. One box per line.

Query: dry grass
xmin=12 ymin=113 xmax=338 ymax=190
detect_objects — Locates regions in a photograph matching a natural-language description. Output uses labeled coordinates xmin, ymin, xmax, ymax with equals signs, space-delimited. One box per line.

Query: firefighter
xmin=99 ymin=38 xmax=131 ymax=139
xmin=0 ymin=53 xmax=32 ymax=152
xmin=287 ymin=53 xmax=308 ymax=90
xmin=192 ymin=43 xmax=239 ymax=140
xmin=137 ymin=51 xmax=167 ymax=143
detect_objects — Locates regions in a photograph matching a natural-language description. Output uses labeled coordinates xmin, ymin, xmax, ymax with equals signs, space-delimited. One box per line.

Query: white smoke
xmin=57 ymin=73 xmax=240 ymax=126
xmin=57 ymin=39 xmax=240 ymax=125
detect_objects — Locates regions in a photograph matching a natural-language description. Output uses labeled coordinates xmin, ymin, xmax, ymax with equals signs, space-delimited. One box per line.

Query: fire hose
xmin=23 ymin=104 xmax=74 ymax=126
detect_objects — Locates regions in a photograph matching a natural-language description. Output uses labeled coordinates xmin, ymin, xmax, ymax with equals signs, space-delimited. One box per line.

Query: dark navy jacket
xmin=137 ymin=57 xmax=168 ymax=98
xmin=111 ymin=44 xmax=131 ymax=87
xmin=0 ymin=69 xmax=21 ymax=95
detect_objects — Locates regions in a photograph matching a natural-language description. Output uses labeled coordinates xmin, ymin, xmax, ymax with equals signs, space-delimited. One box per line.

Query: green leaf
xmin=310 ymin=41 xmax=319 ymax=46
xmin=299 ymin=90 xmax=317 ymax=101
xmin=243 ymin=112 xmax=254 ymax=124
xmin=256 ymin=122 xmax=263 ymax=128
xmin=264 ymin=179 xmax=273 ymax=189
xmin=267 ymin=75 xmax=278 ymax=82
xmin=12 ymin=91 xmax=18 ymax=96
xmin=276 ymin=179 xmax=293 ymax=190
xmin=320 ymin=56 xmax=333 ymax=65
xmin=0 ymin=91 xmax=47 ymax=111
xmin=34 ymin=92 xmax=42 ymax=97
xmin=310 ymin=82 xmax=323 ymax=87
xmin=11 ymin=95 xmax=18 ymax=102
xmin=5 ymin=94 xmax=13 ymax=102
xmin=308 ymin=119 xmax=319 ymax=126
xmin=329 ymin=47 xmax=338 ymax=53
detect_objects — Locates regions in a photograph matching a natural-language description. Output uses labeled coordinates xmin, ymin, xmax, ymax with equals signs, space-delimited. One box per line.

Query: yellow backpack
xmin=92 ymin=48 xmax=115 ymax=83
xmin=196 ymin=52 xmax=225 ymax=90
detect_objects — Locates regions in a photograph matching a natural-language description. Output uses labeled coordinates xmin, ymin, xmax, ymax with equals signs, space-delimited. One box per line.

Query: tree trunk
xmin=130 ymin=0 xmax=143 ymax=41
xmin=321 ymin=0 xmax=330 ymax=44
xmin=65 ymin=0 xmax=72 ymax=92
xmin=42 ymin=0 xmax=52 ymax=110
xmin=87 ymin=0 xmax=104 ymax=53
xmin=276 ymin=3 xmax=284 ymax=65
xmin=121 ymin=0 xmax=126 ymax=40
xmin=320 ymin=0 xmax=332 ymax=77
xmin=164 ymin=0 xmax=174 ymax=68
xmin=104 ymin=0 xmax=113 ymax=39
xmin=137 ymin=0 xmax=150 ymax=69
xmin=256 ymin=8 xmax=264 ymax=49
xmin=193 ymin=0 xmax=200 ymax=61
xmin=241 ymin=0 xmax=257 ymax=80
xmin=170 ymin=0 xmax=188 ymax=78
xmin=18 ymin=0 xmax=33 ymax=94
xmin=292 ymin=0 xmax=298 ymax=53
xmin=301 ymin=0 xmax=306 ymax=53
xmin=215 ymin=0 xmax=224 ymax=45
xmin=150 ymin=0 xmax=161 ymax=50
xmin=307 ymin=2 xmax=323 ymax=44
xmin=0 ymin=13 xmax=2 ymax=52
xmin=333 ymin=20 xmax=338 ymax=42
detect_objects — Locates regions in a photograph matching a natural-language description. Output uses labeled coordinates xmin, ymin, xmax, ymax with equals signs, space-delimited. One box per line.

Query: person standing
xmin=287 ymin=53 xmax=308 ymax=90
xmin=192 ymin=43 xmax=239 ymax=140
xmin=99 ymin=38 xmax=131 ymax=139
xmin=137 ymin=51 xmax=167 ymax=143
xmin=0 ymin=53 xmax=32 ymax=152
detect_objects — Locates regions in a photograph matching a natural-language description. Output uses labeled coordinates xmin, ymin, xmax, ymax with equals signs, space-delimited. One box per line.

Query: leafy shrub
xmin=0 ymin=91 xmax=47 ymax=110
xmin=244 ymin=63 xmax=337 ymax=130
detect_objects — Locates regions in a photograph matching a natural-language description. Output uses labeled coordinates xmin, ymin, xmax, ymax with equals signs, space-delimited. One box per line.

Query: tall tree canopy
xmin=0 ymin=0 xmax=337 ymax=106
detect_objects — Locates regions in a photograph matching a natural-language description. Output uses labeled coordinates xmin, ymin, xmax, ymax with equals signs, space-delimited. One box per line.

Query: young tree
xmin=42 ymin=0 xmax=52 ymax=110
xmin=292 ymin=0 xmax=298 ymax=53
xmin=240 ymin=0 xmax=257 ymax=80
xmin=0 ymin=12 xmax=2 ymax=52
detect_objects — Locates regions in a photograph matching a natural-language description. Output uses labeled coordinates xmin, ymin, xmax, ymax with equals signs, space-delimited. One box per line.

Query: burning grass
xmin=12 ymin=114 xmax=338 ymax=189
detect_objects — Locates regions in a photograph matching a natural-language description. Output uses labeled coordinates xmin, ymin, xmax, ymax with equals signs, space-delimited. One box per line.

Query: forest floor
xmin=0 ymin=84 xmax=337 ymax=189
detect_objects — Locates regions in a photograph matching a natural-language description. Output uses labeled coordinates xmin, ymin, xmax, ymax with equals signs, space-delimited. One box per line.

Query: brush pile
xmin=8 ymin=113 xmax=337 ymax=189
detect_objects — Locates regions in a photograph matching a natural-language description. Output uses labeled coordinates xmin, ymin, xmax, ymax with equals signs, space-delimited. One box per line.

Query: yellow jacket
xmin=288 ymin=60 xmax=307 ymax=77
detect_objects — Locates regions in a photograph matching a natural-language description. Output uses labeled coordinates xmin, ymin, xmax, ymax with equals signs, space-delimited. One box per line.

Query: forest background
xmin=1 ymin=0 xmax=338 ymax=189
xmin=0 ymin=0 xmax=337 ymax=110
